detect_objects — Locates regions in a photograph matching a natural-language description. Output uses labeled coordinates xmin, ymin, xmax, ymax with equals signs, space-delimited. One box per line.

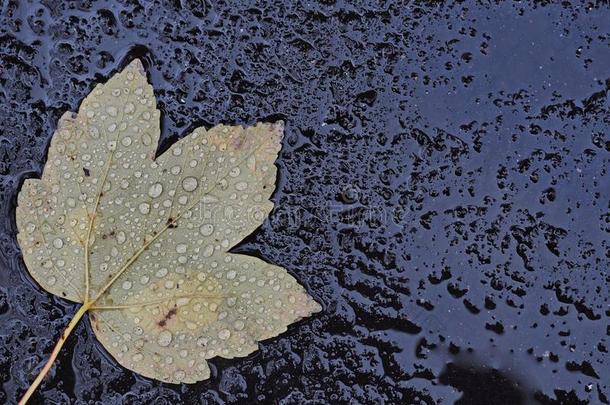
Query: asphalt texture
xmin=0 ymin=1 xmax=609 ymax=404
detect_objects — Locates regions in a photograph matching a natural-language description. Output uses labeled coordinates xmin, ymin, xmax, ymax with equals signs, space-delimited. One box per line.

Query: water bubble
xmin=148 ymin=183 xmax=163 ymax=198
xmin=157 ymin=330 xmax=173 ymax=347
xmin=138 ymin=202 xmax=150 ymax=214
xmin=121 ymin=137 xmax=132 ymax=147
xmin=53 ymin=238 xmax=64 ymax=249
xmin=182 ymin=177 xmax=198 ymax=192
xmin=218 ymin=329 xmax=231 ymax=340
xmin=199 ymin=224 xmax=214 ymax=236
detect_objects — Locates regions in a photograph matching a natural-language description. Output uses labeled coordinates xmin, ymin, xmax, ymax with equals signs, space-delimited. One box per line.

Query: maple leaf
xmin=15 ymin=59 xmax=321 ymax=403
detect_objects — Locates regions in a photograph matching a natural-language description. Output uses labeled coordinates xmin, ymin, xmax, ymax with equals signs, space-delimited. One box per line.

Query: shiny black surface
xmin=0 ymin=1 xmax=608 ymax=403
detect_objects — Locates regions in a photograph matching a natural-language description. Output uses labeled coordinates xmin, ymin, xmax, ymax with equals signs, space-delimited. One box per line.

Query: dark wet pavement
xmin=1 ymin=1 xmax=609 ymax=403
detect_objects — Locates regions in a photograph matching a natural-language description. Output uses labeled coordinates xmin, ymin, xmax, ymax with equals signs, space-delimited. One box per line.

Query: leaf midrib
xmin=88 ymin=133 xmax=269 ymax=306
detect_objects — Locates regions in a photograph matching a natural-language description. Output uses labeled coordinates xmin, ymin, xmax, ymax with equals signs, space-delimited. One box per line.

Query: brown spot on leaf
xmin=157 ymin=306 xmax=178 ymax=327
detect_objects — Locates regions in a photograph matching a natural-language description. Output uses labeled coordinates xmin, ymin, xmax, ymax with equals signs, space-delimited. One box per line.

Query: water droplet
xmin=48 ymin=276 xmax=57 ymax=286
xmin=218 ymin=329 xmax=231 ymax=340
xmin=148 ymin=183 xmax=163 ymax=198
xmin=142 ymin=134 xmax=152 ymax=146
xmin=170 ymin=165 xmax=181 ymax=175
xmin=199 ymin=224 xmax=214 ymax=236
xmin=156 ymin=268 xmax=168 ymax=278
xmin=132 ymin=353 xmax=143 ymax=362
xmin=117 ymin=231 xmax=126 ymax=244
xmin=26 ymin=223 xmax=36 ymax=234
xmin=174 ymin=370 xmax=186 ymax=380
xmin=124 ymin=103 xmax=135 ymax=114
xmin=122 ymin=281 xmax=132 ymax=290
xmin=173 ymin=147 xmax=182 ymax=156
xmin=53 ymin=238 xmax=64 ymax=249
xmin=106 ymin=106 xmax=118 ymax=116
xmin=226 ymin=270 xmax=236 ymax=280
xmin=182 ymin=177 xmax=198 ymax=192
xmin=229 ymin=167 xmax=240 ymax=177
xmin=157 ymin=330 xmax=172 ymax=347
xmin=176 ymin=244 xmax=187 ymax=254
xmin=235 ymin=181 xmax=248 ymax=191
xmin=121 ymin=136 xmax=132 ymax=147
xmin=202 ymin=245 xmax=214 ymax=257
xmin=234 ymin=320 xmax=245 ymax=331
xmin=138 ymin=202 xmax=150 ymax=214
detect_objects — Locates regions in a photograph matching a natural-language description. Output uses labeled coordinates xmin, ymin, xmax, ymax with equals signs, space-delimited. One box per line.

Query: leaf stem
xmin=19 ymin=302 xmax=91 ymax=405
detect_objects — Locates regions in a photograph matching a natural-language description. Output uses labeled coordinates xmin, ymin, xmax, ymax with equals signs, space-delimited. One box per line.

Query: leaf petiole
xmin=19 ymin=302 xmax=92 ymax=405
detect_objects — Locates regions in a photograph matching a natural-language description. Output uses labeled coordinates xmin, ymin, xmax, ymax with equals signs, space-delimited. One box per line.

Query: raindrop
xmin=138 ymin=202 xmax=151 ymax=214
xmin=157 ymin=330 xmax=172 ymax=347
xmin=53 ymin=238 xmax=64 ymax=249
xmin=218 ymin=329 xmax=231 ymax=340
xmin=182 ymin=177 xmax=198 ymax=192
xmin=199 ymin=224 xmax=214 ymax=236
xmin=148 ymin=183 xmax=163 ymax=198
xmin=26 ymin=223 xmax=36 ymax=233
